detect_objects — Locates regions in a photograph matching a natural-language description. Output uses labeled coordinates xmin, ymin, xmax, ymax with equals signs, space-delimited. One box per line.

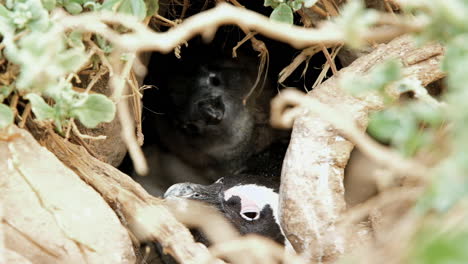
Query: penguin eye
xmin=208 ymin=73 xmax=221 ymax=87
xmin=215 ymin=177 xmax=224 ymax=184
xmin=240 ymin=211 xmax=260 ymax=221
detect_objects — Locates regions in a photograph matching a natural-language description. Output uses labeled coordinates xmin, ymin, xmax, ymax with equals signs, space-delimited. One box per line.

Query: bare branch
xmin=55 ymin=4 xmax=422 ymax=53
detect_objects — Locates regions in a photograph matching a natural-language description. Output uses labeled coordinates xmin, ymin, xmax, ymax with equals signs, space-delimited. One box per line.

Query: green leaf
xmin=57 ymin=48 xmax=88 ymax=73
xmin=367 ymin=110 xmax=401 ymax=144
xmin=335 ymin=0 xmax=378 ymax=48
xmin=71 ymin=94 xmax=116 ymax=128
xmin=25 ymin=93 xmax=56 ymax=120
xmin=118 ymin=0 xmax=147 ymax=21
xmin=410 ymin=228 xmax=468 ymax=264
xmin=0 ymin=86 xmax=13 ymax=102
xmin=0 ymin=4 xmax=11 ymax=18
xmin=83 ymin=1 xmax=101 ymax=10
xmin=42 ymin=0 xmax=57 ymax=11
xmin=145 ymin=0 xmax=158 ymax=16
xmin=0 ymin=103 xmax=14 ymax=129
xmin=289 ymin=0 xmax=303 ymax=12
xmin=264 ymin=0 xmax=279 ymax=8
xmin=95 ymin=35 xmax=113 ymax=53
xmin=101 ymin=0 xmax=121 ymax=12
xmin=270 ymin=3 xmax=293 ymax=25
xmin=65 ymin=2 xmax=83 ymax=14
xmin=68 ymin=30 xmax=85 ymax=49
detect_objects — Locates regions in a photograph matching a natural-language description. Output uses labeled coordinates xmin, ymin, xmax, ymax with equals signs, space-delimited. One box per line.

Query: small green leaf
xmin=367 ymin=110 xmax=401 ymax=144
xmin=0 ymin=4 xmax=11 ymax=18
xmin=101 ymin=0 xmax=121 ymax=12
xmin=42 ymin=0 xmax=57 ymax=11
xmin=0 ymin=86 xmax=13 ymax=102
xmin=68 ymin=31 xmax=85 ymax=49
xmin=0 ymin=104 xmax=14 ymax=129
xmin=270 ymin=3 xmax=293 ymax=25
xmin=25 ymin=93 xmax=56 ymax=120
xmin=95 ymin=35 xmax=113 ymax=53
xmin=290 ymin=0 xmax=303 ymax=12
xmin=145 ymin=0 xmax=158 ymax=16
xmin=83 ymin=1 xmax=101 ymax=10
xmin=57 ymin=48 xmax=88 ymax=73
xmin=119 ymin=0 xmax=147 ymax=21
xmin=65 ymin=2 xmax=83 ymax=14
xmin=410 ymin=228 xmax=468 ymax=264
xmin=72 ymin=94 xmax=116 ymax=128
xmin=264 ymin=0 xmax=279 ymax=8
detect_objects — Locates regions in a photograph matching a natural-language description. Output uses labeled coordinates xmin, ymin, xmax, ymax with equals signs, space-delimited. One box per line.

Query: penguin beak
xmin=164 ymin=183 xmax=194 ymax=199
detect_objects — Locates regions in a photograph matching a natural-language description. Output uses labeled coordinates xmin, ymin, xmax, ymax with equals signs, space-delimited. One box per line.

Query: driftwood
xmin=27 ymin=122 xmax=215 ymax=264
xmin=276 ymin=35 xmax=445 ymax=262
xmin=0 ymin=125 xmax=135 ymax=263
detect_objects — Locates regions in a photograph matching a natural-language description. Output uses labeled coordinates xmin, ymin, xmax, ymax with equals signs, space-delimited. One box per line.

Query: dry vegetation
xmin=1 ymin=0 xmax=466 ymax=263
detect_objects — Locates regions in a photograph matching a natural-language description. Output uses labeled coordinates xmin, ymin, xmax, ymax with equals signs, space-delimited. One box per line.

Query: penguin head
xmin=164 ymin=176 xmax=287 ymax=245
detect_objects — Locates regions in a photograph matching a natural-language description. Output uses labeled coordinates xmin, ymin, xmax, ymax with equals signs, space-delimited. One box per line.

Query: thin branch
xmin=55 ymin=4 xmax=423 ymax=53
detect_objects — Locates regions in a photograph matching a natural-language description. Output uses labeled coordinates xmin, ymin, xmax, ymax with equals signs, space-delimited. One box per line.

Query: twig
xmin=278 ymin=46 xmax=322 ymax=84
xmin=84 ymin=67 xmax=108 ymax=93
xmin=109 ymin=51 xmax=148 ymax=175
xmin=232 ymin=32 xmax=257 ymax=57
xmin=71 ymin=120 xmax=107 ymax=140
xmin=128 ymin=71 xmax=144 ymax=146
xmin=9 ymin=93 xmax=18 ymax=117
xmin=55 ymin=4 xmax=423 ymax=53
xmin=311 ymin=44 xmax=342 ymax=89
xmin=65 ymin=118 xmax=74 ymax=141
xmin=85 ymin=40 xmax=114 ymax=76
xmin=309 ymin=5 xmax=328 ymax=17
xmin=321 ymin=45 xmax=338 ymax=76
xmin=154 ymin=14 xmax=178 ymax=27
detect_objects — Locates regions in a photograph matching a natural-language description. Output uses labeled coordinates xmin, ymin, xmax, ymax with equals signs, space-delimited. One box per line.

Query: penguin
xmin=164 ymin=174 xmax=287 ymax=246
xmin=130 ymin=40 xmax=286 ymax=196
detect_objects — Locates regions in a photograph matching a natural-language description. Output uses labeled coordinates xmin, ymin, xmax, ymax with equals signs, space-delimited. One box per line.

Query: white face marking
xmin=224 ymin=185 xmax=285 ymax=227
xmin=223 ymin=184 xmax=295 ymax=250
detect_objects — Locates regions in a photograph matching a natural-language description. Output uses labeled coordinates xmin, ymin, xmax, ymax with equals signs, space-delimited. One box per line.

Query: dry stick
xmin=272 ymin=35 xmax=445 ymax=262
xmin=311 ymin=44 xmax=342 ymax=89
xmin=109 ymin=51 xmax=148 ymax=175
xmin=310 ymin=5 xmax=328 ymax=17
xmin=86 ymin=40 xmax=114 ymax=76
xmin=84 ymin=67 xmax=108 ymax=93
xmin=321 ymin=45 xmax=338 ymax=76
xmin=154 ymin=14 xmax=178 ymax=27
xmin=279 ymin=46 xmax=322 ymax=84
xmin=321 ymin=0 xmax=340 ymax=16
xmin=64 ymin=117 xmax=74 ymax=141
xmin=71 ymin=121 xmax=107 ymax=140
xmin=18 ymin=103 xmax=31 ymax=129
xmin=55 ymin=4 xmax=422 ymax=53
xmin=128 ymin=72 xmax=144 ymax=146
xmin=9 ymin=93 xmax=18 ymax=118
